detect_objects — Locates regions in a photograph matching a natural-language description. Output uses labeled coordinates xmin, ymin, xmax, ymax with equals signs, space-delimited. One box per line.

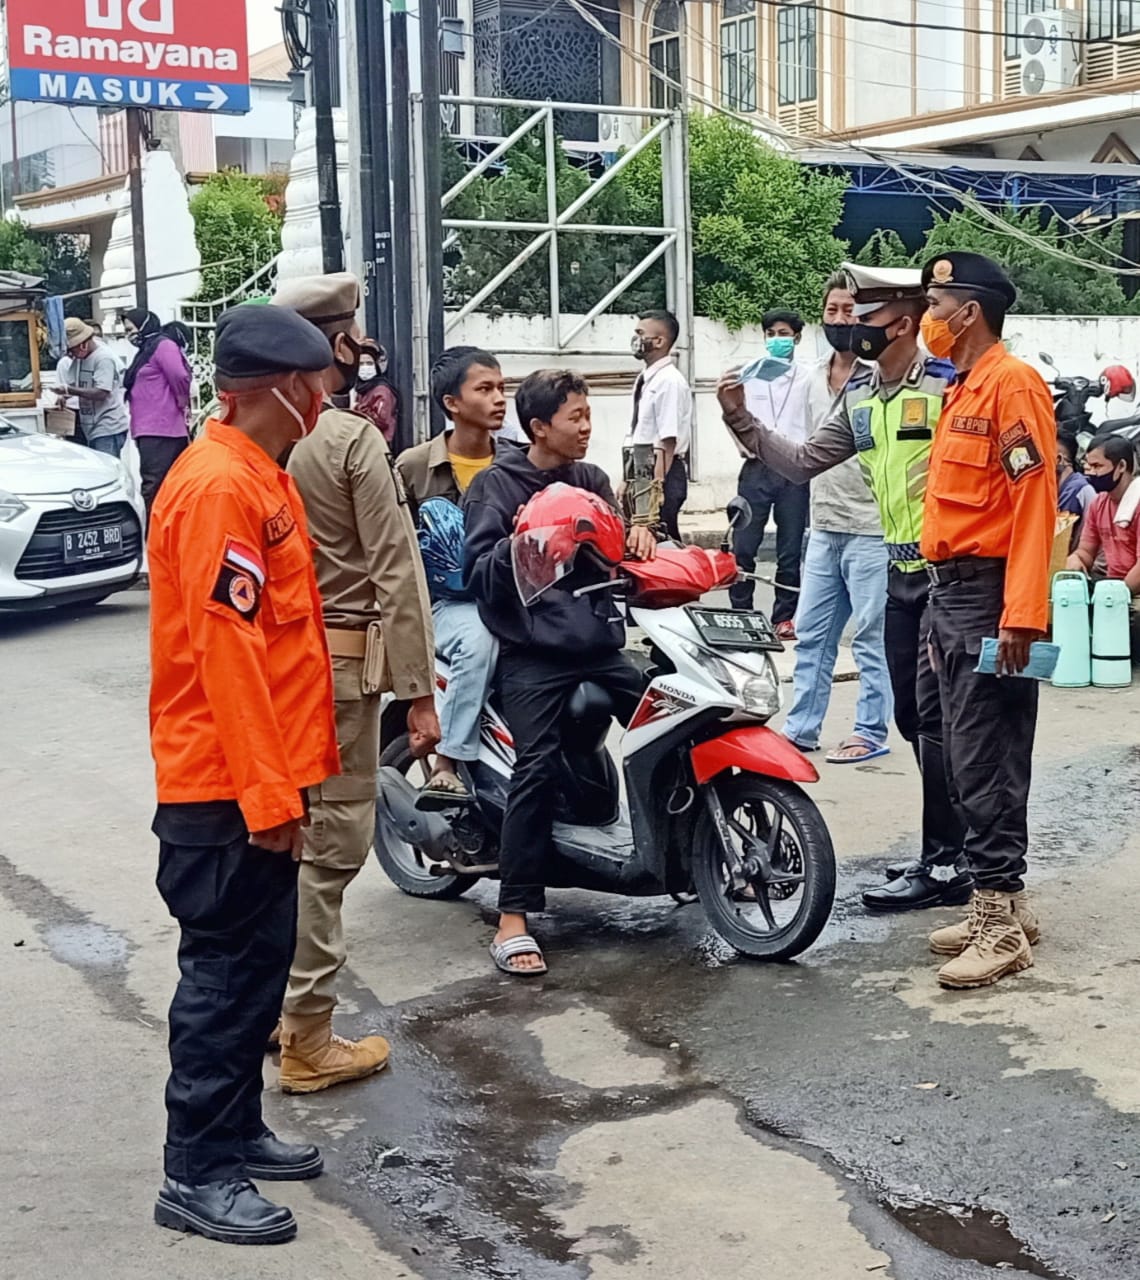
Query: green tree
xmin=0 ymin=219 xmax=46 ymax=276
xmin=915 ymin=206 xmax=1135 ymax=316
xmin=189 ymin=170 xmax=282 ymax=301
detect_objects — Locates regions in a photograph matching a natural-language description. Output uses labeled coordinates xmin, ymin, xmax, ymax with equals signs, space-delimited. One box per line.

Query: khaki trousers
xmin=284 ymin=656 xmax=380 ymax=1018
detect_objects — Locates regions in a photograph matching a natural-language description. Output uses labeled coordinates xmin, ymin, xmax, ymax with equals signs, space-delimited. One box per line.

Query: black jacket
xmin=462 ymin=445 xmax=624 ymax=657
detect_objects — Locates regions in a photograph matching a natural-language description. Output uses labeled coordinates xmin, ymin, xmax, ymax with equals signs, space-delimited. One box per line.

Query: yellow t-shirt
xmin=449 ymin=450 xmax=494 ymax=494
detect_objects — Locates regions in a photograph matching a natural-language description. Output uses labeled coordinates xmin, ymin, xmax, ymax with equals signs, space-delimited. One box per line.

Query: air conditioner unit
xmin=1018 ymin=8 xmax=1080 ymax=96
xmin=598 ymin=113 xmax=652 ymax=153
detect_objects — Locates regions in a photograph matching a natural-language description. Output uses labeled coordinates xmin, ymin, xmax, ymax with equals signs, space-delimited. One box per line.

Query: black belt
xmin=925 ymin=556 xmax=1006 ymax=587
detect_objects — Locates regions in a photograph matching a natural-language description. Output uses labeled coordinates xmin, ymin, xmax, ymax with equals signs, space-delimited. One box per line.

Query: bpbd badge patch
xmin=999 ymin=421 xmax=1043 ymax=483
xmin=211 ymin=537 xmax=266 ymax=620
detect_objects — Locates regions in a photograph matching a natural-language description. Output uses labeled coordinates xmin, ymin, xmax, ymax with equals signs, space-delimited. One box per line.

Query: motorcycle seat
xmin=567 ymin=681 xmax=614 ymax=723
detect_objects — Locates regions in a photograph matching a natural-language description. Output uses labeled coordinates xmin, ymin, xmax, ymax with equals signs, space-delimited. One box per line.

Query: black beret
xmin=920 ymin=251 xmax=1017 ymax=310
xmin=214 ymin=303 xmax=333 ymax=379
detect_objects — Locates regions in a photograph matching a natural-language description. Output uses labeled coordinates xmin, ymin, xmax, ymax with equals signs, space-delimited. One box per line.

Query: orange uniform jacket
xmin=921 ymin=343 xmax=1058 ymax=633
xmin=149 ymin=420 xmax=340 ymax=834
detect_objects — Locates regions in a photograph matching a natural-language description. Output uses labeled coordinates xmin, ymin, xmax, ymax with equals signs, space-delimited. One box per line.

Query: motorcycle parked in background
xmin=1040 ymin=351 xmax=1136 ymax=449
xmin=373 ymin=500 xmax=837 ymax=961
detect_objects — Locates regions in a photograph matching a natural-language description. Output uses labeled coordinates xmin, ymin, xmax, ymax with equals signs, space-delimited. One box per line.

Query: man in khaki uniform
xmin=275 ymin=273 xmax=439 ymax=1092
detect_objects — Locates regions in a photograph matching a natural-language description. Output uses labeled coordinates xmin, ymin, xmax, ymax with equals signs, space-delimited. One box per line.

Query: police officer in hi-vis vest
xmin=716 ymin=264 xmax=968 ymax=914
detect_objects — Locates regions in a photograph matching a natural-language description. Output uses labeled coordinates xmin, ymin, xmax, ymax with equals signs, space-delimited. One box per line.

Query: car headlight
xmin=0 ymin=487 xmax=28 ymax=522
xmin=679 ymin=640 xmax=782 ymax=718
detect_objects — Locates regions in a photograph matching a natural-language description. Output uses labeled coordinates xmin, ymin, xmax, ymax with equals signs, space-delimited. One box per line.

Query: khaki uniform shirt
xmin=395 ymin=430 xmax=460 ymax=518
xmin=287 ymin=406 xmax=434 ymax=701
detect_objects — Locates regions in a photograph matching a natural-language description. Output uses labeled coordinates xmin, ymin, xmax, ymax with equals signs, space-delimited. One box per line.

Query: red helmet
xmin=1100 ymin=364 xmax=1136 ymax=402
xmin=511 ymin=483 xmax=626 ymax=605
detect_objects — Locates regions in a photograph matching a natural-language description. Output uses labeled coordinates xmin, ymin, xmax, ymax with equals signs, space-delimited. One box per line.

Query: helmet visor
xmin=512 ymin=524 xmax=584 ymax=606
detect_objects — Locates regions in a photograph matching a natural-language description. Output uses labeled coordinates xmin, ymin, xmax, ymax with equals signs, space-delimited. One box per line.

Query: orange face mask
xmin=920 ymin=304 xmax=969 ymax=360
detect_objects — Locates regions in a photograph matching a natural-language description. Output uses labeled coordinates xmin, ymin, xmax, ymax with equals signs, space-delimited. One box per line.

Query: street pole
xmin=367 ymin=0 xmax=395 ymax=349
xmin=126 ymin=108 xmax=148 ymax=311
xmin=354 ymin=0 xmax=379 ymax=337
xmin=390 ymin=0 xmax=416 ymax=453
xmin=310 ymin=0 xmax=345 ymax=273
xmin=418 ymin=0 xmax=445 ymax=435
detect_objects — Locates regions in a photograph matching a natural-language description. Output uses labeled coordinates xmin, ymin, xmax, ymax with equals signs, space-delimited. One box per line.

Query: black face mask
xmin=850 ymin=321 xmax=899 ymax=362
xmin=823 ymin=323 xmax=854 ymax=353
xmin=334 ymin=335 xmax=363 ymax=393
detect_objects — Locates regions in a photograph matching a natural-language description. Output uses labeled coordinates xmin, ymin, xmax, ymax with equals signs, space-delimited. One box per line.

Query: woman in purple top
xmin=122 ymin=309 xmax=192 ymax=522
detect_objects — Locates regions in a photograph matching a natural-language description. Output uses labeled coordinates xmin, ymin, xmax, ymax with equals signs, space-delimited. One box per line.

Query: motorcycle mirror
xmin=1039 ymin=352 xmax=1056 ymax=369
xmin=727 ymin=496 xmax=753 ymax=530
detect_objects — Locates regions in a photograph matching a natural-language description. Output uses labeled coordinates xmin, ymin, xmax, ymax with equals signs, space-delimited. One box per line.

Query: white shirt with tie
xmin=629 ymin=356 xmax=693 ymax=458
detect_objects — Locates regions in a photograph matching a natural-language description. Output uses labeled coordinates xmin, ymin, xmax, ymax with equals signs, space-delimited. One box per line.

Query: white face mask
xmin=358 ymin=361 xmax=377 ymax=381
xmin=272 ymin=386 xmax=314 ymax=440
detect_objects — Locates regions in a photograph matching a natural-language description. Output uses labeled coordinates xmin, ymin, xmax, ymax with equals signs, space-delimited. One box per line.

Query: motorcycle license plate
xmin=63 ymin=525 xmax=122 ymax=564
xmin=686 ymin=606 xmax=782 ymax=652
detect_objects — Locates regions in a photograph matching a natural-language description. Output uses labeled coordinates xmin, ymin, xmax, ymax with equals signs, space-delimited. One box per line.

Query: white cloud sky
xmin=247 ymin=0 xmax=284 ymax=56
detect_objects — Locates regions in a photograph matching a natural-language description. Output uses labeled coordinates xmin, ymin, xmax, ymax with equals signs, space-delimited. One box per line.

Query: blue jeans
xmin=782 ymin=530 xmax=892 ymax=751
xmin=729 ymin=459 xmax=810 ymax=623
xmin=90 ymin=431 xmax=127 ymax=458
xmin=432 ymin=598 xmax=499 ymax=761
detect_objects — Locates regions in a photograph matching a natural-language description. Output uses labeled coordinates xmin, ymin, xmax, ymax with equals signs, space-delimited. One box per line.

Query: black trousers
xmin=928 ymin=565 xmax=1037 ymax=893
xmin=729 ymin=458 xmax=810 ymax=623
xmin=496 ymin=650 xmax=644 ymax=914
xmin=137 ymin=435 xmax=189 ymax=525
xmin=661 ymin=455 xmax=688 ymax=542
xmin=884 ymin=566 xmax=965 ymax=869
xmin=154 ymin=802 xmax=298 ymax=1183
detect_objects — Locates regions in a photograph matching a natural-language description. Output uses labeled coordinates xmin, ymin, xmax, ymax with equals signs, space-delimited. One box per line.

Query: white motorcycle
xmin=374 ymin=505 xmax=836 ymax=960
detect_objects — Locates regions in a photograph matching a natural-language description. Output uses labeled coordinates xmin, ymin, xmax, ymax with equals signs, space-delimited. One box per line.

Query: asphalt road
xmin=3 ymin=592 xmax=1140 ymax=1280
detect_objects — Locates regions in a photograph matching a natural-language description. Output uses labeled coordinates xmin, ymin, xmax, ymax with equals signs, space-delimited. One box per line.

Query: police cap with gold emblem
xmin=272 ymin=271 xmax=361 ymax=330
xmin=920 ymin=251 xmax=1017 ymax=310
xmin=213 ymin=303 xmax=333 ymax=380
xmin=841 ymin=262 xmax=926 ymax=318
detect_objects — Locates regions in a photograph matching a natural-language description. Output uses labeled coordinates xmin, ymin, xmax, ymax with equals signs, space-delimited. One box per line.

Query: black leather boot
xmin=243 ymin=1130 xmax=324 ymax=1181
xmin=862 ymin=864 xmax=974 ymax=912
xmin=154 ymin=1177 xmax=297 ymax=1244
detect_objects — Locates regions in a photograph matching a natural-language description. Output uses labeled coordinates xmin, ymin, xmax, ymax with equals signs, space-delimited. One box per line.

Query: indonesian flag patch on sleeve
xmin=211 ymin=537 xmax=266 ymax=619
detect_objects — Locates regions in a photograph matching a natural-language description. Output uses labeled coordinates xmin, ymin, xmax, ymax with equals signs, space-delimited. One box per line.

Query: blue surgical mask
xmin=765 ymin=336 xmax=796 ymax=361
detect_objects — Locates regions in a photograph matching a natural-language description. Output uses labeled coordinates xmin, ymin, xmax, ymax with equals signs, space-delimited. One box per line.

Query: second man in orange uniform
xmin=917 ymin=251 xmax=1057 ymax=991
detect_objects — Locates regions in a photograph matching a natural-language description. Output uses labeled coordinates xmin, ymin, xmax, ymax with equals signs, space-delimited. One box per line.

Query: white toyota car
xmin=0 ymin=419 xmax=146 ymax=611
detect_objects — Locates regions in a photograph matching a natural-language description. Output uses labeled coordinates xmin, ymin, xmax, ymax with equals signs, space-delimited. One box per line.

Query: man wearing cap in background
xmin=274 ymin=272 xmax=438 ymax=1093
xmin=55 ymin=316 xmax=130 ymax=456
xmin=919 ymin=251 xmax=1056 ymax=990
xmin=149 ymin=304 xmax=339 ymax=1245
xmin=717 ymin=262 xmax=971 ymax=916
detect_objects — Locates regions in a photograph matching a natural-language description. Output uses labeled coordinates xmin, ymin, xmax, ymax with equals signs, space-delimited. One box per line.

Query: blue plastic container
xmin=1051 ymin=572 xmax=1091 ymax=688
xmin=1091 ymin=579 xmax=1132 ymax=688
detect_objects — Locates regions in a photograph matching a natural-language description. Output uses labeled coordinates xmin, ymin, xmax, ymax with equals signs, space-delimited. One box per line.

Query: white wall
xmin=449 ymin=310 xmax=1140 ymax=514
xmin=844 ymin=0 xmax=913 ymax=129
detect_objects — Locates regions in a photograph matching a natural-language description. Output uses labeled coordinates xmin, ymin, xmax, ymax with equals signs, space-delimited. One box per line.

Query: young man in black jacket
xmin=464 ymin=370 xmax=656 ymax=974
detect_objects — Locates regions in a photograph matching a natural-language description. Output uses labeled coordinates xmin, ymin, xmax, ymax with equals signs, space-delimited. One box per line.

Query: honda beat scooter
xmin=373 ymin=501 xmax=836 ymax=960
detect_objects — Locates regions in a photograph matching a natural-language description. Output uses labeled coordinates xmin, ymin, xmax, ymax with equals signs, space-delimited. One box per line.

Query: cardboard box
xmin=44 ymin=408 xmax=77 ymax=438
xmin=1049 ymin=513 xmax=1078 ymax=582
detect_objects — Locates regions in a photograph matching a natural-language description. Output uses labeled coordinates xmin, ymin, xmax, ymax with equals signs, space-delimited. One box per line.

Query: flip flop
xmin=490 ymin=934 xmax=548 ymax=977
xmin=415 ymin=773 xmax=472 ymax=811
xmin=825 ymin=736 xmax=891 ymax=765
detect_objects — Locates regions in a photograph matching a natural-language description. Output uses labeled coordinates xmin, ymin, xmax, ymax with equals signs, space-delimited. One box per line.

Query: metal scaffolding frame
xmin=408 ymin=95 xmax=693 ymax=439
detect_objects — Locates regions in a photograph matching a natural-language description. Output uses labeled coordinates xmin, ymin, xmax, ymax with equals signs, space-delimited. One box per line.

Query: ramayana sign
xmin=7 ymin=0 xmax=251 ymax=114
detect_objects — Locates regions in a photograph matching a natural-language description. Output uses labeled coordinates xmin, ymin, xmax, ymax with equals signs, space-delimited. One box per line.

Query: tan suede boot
xmin=279 ymin=1013 xmax=390 ymax=1095
xmin=929 ymin=890 xmax=1040 ymax=957
xmin=936 ymin=890 xmax=1034 ymax=990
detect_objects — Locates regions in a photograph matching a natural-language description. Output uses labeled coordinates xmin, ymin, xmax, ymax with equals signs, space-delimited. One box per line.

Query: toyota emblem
xmin=70 ymin=489 xmax=96 ymax=512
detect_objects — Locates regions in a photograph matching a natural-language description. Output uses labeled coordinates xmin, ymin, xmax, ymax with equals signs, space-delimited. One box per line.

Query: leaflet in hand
xmin=973 ymin=638 xmax=1060 ymax=680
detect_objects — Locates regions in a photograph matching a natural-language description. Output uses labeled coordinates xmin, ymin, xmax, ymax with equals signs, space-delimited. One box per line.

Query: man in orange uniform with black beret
xmin=918 ymin=252 xmax=1057 ymax=990
xmin=148 ymin=303 xmax=340 ymax=1245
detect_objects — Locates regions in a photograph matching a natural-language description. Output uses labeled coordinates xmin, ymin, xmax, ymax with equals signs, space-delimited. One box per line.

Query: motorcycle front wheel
xmin=373 ymin=734 xmax=479 ymax=900
xmin=693 ymin=773 xmax=836 ymax=961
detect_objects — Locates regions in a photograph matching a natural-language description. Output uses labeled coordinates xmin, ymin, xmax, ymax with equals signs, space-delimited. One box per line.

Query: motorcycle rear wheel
xmin=693 ymin=773 xmax=835 ymax=961
xmin=373 ymin=734 xmax=480 ymax=900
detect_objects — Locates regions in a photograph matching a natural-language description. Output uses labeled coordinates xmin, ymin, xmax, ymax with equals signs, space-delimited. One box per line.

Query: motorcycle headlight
xmin=679 ymin=640 xmax=781 ymax=718
xmin=0 ymin=487 xmax=28 ymax=522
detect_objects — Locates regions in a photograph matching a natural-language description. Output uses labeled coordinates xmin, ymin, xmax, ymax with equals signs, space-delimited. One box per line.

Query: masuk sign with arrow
xmin=6 ymin=0 xmax=250 ymax=114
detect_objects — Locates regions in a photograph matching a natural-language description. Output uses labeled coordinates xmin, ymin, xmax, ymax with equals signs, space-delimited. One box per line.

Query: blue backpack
xmin=417 ymin=497 xmax=468 ymax=602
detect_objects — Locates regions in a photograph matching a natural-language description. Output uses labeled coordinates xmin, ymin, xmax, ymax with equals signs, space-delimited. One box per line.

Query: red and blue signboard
xmin=6 ymin=0 xmax=250 ymax=114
